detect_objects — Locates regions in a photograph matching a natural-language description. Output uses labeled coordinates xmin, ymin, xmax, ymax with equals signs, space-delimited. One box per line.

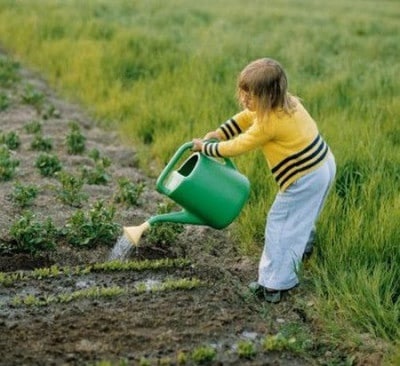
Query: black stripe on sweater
xmin=277 ymin=145 xmax=329 ymax=188
xmin=271 ymin=135 xmax=321 ymax=174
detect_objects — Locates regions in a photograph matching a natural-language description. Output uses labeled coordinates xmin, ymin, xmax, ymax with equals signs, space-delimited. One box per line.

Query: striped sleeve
xmin=216 ymin=109 xmax=255 ymax=140
xmin=202 ymin=141 xmax=222 ymax=157
xmin=217 ymin=118 xmax=242 ymax=140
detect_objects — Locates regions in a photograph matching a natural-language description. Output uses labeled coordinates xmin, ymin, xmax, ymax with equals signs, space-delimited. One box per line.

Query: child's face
xmin=239 ymin=89 xmax=256 ymax=111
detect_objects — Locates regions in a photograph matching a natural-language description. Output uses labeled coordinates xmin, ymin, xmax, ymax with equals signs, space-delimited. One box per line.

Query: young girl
xmin=192 ymin=58 xmax=336 ymax=303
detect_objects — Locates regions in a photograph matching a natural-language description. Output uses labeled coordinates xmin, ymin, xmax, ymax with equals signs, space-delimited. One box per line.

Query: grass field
xmin=0 ymin=0 xmax=399 ymax=359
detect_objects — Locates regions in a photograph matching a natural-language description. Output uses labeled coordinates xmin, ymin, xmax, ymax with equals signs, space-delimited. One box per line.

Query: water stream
xmin=108 ymin=235 xmax=135 ymax=261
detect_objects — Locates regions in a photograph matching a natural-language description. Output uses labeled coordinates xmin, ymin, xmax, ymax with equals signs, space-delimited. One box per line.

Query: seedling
xmin=41 ymin=103 xmax=60 ymax=119
xmin=22 ymin=83 xmax=45 ymax=111
xmin=0 ymin=258 xmax=191 ymax=286
xmin=0 ymin=92 xmax=9 ymax=111
xmin=0 ymin=55 xmax=20 ymax=86
xmin=24 ymin=120 xmax=42 ymax=134
xmin=64 ymin=200 xmax=120 ymax=248
xmin=236 ymin=340 xmax=256 ymax=359
xmin=0 ymin=131 xmax=20 ymax=150
xmin=191 ymin=346 xmax=216 ymax=364
xmin=82 ymin=149 xmax=112 ymax=184
xmin=0 ymin=145 xmax=19 ymax=181
xmin=65 ymin=120 xmax=86 ymax=154
xmin=114 ymin=177 xmax=144 ymax=206
xmin=35 ymin=153 xmax=62 ymax=177
xmin=262 ymin=333 xmax=296 ymax=352
xmin=9 ymin=211 xmax=57 ymax=254
xmin=10 ymin=181 xmax=38 ymax=208
xmin=56 ymin=171 xmax=88 ymax=207
xmin=30 ymin=133 xmax=53 ymax=151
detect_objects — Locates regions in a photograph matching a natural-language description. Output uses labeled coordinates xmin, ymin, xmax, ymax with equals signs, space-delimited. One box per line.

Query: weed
xmin=0 ymin=145 xmax=19 ymax=181
xmin=64 ymin=200 xmax=120 ymax=248
xmin=147 ymin=202 xmax=184 ymax=246
xmin=236 ymin=340 xmax=256 ymax=359
xmin=30 ymin=133 xmax=53 ymax=151
xmin=114 ymin=177 xmax=144 ymax=206
xmin=191 ymin=345 xmax=216 ymax=364
xmin=10 ymin=181 xmax=38 ymax=208
xmin=0 ymin=131 xmax=20 ymax=150
xmin=24 ymin=120 xmax=42 ymax=134
xmin=65 ymin=120 xmax=86 ymax=154
xmin=22 ymin=83 xmax=45 ymax=111
xmin=35 ymin=153 xmax=62 ymax=177
xmin=9 ymin=211 xmax=57 ymax=254
xmin=56 ymin=171 xmax=88 ymax=207
xmin=0 ymin=92 xmax=9 ymax=111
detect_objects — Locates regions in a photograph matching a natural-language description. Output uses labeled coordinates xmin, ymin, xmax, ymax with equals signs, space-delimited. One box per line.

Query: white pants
xmin=258 ymin=152 xmax=336 ymax=290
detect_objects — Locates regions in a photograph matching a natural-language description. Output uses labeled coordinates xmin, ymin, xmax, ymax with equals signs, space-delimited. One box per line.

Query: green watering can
xmin=123 ymin=141 xmax=250 ymax=245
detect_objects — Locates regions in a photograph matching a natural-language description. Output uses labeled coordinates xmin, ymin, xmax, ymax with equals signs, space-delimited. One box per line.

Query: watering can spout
xmin=148 ymin=210 xmax=205 ymax=226
xmin=123 ymin=222 xmax=151 ymax=246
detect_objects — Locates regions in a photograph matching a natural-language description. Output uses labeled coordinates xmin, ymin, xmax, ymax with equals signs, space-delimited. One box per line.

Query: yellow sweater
xmin=202 ymin=99 xmax=330 ymax=191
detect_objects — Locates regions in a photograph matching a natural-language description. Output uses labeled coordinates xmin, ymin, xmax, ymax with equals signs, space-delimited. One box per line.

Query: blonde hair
xmin=237 ymin=58 xmax=296 ymax=118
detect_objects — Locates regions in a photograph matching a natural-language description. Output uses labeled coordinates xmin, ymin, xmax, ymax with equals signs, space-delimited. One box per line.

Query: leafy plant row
xmin=9 ymin=277 xmax=202 ymax=308
xmin=0 ymin=258 xmax=191 ymax=286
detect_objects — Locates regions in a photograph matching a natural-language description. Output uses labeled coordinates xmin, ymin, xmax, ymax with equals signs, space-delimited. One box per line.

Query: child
xmin=192 ymin=58 xmax=336 ymax=303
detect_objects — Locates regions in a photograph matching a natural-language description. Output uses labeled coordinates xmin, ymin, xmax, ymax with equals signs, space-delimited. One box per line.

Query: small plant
xmin=176 ymin=351 xmax=188 ymax=365
xmin=81 ymin=148 xmax=112 ymax=184
xmin=191 ymin=345 xmax=216 ymax=364
xmin=10 ymin=182 xmax=38 ymax=208
xmin=0 ymin=55 xmax=20 ymax=87
xmin=41 ymin=103 xmax=60 ymax=119
xmin=0 ymin=131 xmax=20 ymax=150
xmin=56 ymin=171 xmax=88 ymax=207
xmin=65 ymin=120 xmax=86 ymax=154
xmin=35 ymin=153 xmax=62 ymax=177
xmin=0 ymin=145 xmax=19 ymax=181
xmin=22 ymin=83 xmax=45 ymax=111
xmin=24 ymin=120 xmax=42 ymax=134
xmin=64 ymin=200 xmax=120 ymax=248
xmin=236 ymin=340 xmax=256 ymax=359
xmin=114 ymin=177 xmax=144 ymax=206
xmin=0 ymin=92 xmax=9 ymax=111
xmin=30 ymin=133 xmax=53 ymax=151
xmin=262 ymin=333 xmax=296 ymax=352
xmin=147 ymin=202 xmax=184 ymax=246
xmin=9 ymin=211 xmax=57 ymax=254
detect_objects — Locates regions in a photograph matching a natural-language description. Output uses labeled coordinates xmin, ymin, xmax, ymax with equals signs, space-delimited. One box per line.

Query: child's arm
xmin=205 ymin=110 xmax=255 ymax=141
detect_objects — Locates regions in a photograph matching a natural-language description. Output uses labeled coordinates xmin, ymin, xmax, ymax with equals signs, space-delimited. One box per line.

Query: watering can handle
xmin=156 ymin=141 xmax=236 ymax=195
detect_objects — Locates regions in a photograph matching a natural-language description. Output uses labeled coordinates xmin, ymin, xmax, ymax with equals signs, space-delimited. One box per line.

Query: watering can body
xmin=151 ymin=142 xmax=250 ymax=229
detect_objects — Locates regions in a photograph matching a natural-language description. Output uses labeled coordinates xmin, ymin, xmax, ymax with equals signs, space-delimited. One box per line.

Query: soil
xmin=0 ymin=53 xmax=383 ymax=366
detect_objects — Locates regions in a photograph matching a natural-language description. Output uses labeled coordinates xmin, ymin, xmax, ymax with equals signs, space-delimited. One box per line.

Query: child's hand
xmin=191 ymin=138 xmax=203 ymax=152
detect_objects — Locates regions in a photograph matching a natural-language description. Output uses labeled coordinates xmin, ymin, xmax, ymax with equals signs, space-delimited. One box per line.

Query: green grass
xmin=0 ymin=0 xmax=399 ymax=356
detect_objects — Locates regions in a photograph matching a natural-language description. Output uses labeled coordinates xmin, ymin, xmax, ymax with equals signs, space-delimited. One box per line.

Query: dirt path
xmin=0 ymin=52 xmax=357 ymax=365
